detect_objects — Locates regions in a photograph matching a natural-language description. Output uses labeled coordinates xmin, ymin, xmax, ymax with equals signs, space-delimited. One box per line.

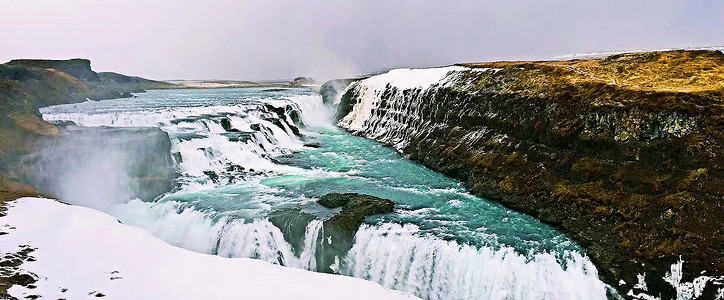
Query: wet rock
xmin=335 ymin=50 xmax=724 ymax=297
xmin=226 ymin=164 xmax=245 ymax=172
xmin=320 ymin=193 xmax=394 ymax=235
xmin=317 ymin=193 xmax=394 ymax=273
xmin=5 ymin=126 xmax=179 ymax=204
xmin=220 ymin=132 xmax=254 ymax=143
xmin=220 ymin=118 xmax=240 ymax=132
xmin=268 ymin=208 xmax=317 ymax=256
xmin=202 ymin=171 xmax=219 ymax=184
xmin=319 ymin=79 xmax=355 ymax=106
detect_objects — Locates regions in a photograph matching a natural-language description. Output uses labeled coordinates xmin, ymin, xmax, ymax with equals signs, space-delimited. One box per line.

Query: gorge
xmin=1 ymin=50 xmax=724 ymax=300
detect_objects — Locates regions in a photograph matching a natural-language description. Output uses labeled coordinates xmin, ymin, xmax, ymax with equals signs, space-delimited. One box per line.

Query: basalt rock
xmin=5 ymin=126 xmax=178 ymax=205
xmin=268 ymin=208 xmax=317 ymax=257
xmin=317 ymin=193 xmax=394 ymax=273
xmin=319 ymin=78 xmax=355 ymax=106
xmin=336 ymin=50 xmax=724 ymax=298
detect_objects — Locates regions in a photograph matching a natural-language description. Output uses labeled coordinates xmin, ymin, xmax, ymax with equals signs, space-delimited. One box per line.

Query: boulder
xmin=317 ymin=193 xmax=394 ymax=273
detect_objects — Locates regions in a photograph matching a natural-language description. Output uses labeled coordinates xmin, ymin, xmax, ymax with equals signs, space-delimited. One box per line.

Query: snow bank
xmin=360 ymin=66 xmax=467 ymax=91
xmin=0 ymin=198 xmax=418 ymax=300
xmin=339 ymin=66 xmax=467 ymax=132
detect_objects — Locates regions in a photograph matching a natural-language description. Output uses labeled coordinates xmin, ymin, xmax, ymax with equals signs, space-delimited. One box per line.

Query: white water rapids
xmin=38 ymin=87 xmax=615 ymax=300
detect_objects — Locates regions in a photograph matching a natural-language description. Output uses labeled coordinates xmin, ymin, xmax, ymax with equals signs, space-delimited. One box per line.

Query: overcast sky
xmin=1 ymin=0 xmax=722 ymax=81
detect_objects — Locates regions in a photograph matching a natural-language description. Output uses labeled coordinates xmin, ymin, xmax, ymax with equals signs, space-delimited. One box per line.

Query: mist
xmin=1 ymin=0 xmax=722 ymax=81
xmin=10 ymin=126 xmax=177 ymax=212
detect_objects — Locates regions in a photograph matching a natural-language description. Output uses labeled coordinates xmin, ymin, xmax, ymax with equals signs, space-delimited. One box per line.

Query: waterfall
xmin=40 ymin=88 xmax=615 ymax=300
xmin=344 ymin=223 xmax=608 ymax=300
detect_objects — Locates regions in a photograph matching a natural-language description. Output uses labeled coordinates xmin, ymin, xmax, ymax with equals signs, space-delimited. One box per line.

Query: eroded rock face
xmin=5 ymin=125 xmax=178 ymax=209
xmin=317 ymin=193 xmax=394 ymax=273
xmin=319 ymin=79 xmax=355 ymax=106
xmin=335 ymin=51 xmax=724 ymax=297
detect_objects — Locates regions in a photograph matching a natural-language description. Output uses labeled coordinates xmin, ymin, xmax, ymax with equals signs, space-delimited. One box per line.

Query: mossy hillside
xmin=340 ymin=50 xmax=724 ymax=297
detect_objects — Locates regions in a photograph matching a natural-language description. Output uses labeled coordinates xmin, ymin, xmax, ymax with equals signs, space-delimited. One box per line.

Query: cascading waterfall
xmin=337 ymin=66 xmax=500 ymax=151
xmin=344 ymin=224 xmax=605 ymax=300
xmin=40 ymin=87 xmax=613 ymax=300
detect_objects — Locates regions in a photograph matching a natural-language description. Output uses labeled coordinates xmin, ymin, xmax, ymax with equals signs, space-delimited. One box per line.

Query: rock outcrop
xmin=286 ymin=77 xmax=316 ymax=88
xmin=5 ymin=125 xmax=178 ymax=206
xmin=0 ymin=58 xmax=177 ymax=205
xmin=316 ymin=193 xmax=395 ymax=273
xmin=334 ymin=50 xmax=724 ymax=297
xmin=318 ymin=78 xmax=355 ymax=106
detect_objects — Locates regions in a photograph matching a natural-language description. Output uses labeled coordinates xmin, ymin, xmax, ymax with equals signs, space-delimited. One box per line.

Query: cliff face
xmin=334 ymin=50 xmax=724 ymax=297
xmin=5 ymin=125 xmax=177 ymax=208
xmin=0 ymin=59 xmax=177 ymax=203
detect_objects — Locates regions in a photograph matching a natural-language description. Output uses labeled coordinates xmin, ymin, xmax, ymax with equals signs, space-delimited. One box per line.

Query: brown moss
xmin=678 ymin=168 xmax=708 ymax=190
xmin=571 ymin=157 xmax=606 ymax=178
xmin=470 ymin=151 xmax=499 ymax=169
xmin=498 ymin=176 xmax=514 ymax=193
xmin=660 ymin=192 xmax=695 ymax=210
xmin=593 ymin=206 xmax=612 ymax=216
xmin=505 ymin=152 xmax=524 ymax=165
xmin=10 ymin=115 xmax=58 ymax=136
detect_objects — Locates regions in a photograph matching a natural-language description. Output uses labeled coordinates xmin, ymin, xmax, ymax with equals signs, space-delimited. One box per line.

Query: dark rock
xmin=319 ymin=78 xmax=355 ymax=106
xmin=5 ymin=126 xmax=178 ymax=204
xmin=287 ymin=77 xmax=315 ymax=87
xmin=303 ymin=143 xmax=322 ymax=148
xmin=7 ymin=58 xmax=99 ymax=81
xmin=0 ymin=64 xmax=35 ymax=81
xmin=317 ymin=193 xmax=351 ymax=208
xmin=203 ymin=171 xmax=219 ymax=184
xmin=335 ymin=50 xmax=724 ymax=297
xmin=288 ymin=110 xmax=304 ymax=128
xmin=321 ymin=193 xmax=394 ymax=231
xmin=268 ymin=208 xmax=317 ymax=257
xmin=226 ymin=164 xmax=245 ymax=172
xmin=317 ymin=193 xmax=394 ymax=272
xmin=220 ymin=132 xmax=254 ymax=143
xmin=220 ymin=118 xmax=240 ymax=132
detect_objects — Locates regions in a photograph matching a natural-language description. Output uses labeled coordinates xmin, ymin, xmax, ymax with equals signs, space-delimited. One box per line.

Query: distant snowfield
xmin=0 ymin=198 xmax=419 ymax=300
xmin=553 ymin=46 xmax=724 ymax=60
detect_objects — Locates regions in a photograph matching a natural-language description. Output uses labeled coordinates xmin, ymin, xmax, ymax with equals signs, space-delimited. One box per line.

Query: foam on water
xmin=344 ymin=223 xmax=607 ymax=300
xmin=41 ymin=87 xmax=616 ymax=300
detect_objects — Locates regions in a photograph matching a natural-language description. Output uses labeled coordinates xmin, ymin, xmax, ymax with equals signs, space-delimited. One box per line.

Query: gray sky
xmin=1 ymin=0 xmax=722 ymax=81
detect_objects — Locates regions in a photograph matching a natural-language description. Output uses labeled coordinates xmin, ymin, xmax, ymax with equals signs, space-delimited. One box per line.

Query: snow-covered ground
xmin=0 ymin=197 xmax=418 ymax=300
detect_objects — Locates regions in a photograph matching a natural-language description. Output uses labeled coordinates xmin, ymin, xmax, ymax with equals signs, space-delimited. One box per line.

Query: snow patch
xmin=0 ymin=198 xmax=418 ymax=300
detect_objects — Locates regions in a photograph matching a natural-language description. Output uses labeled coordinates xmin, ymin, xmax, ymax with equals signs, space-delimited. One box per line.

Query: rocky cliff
xmin=331 ymin=50 xmax=724 ymax=298
xmin=0 ymin=59 xmax=177 ymax=204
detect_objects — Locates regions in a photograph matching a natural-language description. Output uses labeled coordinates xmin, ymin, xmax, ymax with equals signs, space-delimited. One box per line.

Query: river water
xmin=40 ymin=88 xmax=609 ymax=300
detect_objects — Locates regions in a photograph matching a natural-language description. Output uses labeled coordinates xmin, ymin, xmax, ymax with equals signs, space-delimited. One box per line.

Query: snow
xmin=339 ymin=66 xmax=468 ymax=132
xmin=361 ymin=66 xmax=468 ymax=91
xmin=0 ymin=197 xmax=419 ymax=300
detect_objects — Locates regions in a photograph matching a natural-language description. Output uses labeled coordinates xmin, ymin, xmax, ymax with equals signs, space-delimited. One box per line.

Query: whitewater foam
xmin=344 ymin=223 xmax=608 ymax=300
xmin=38 ymin=87 xmax=615 ymax=300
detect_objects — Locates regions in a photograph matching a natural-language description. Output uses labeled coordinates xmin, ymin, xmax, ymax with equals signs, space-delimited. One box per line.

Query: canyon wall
xmin=332 ymin=50 xmax=724 ymax=297
xmin=0 ymin=59 xmax=176 ymax=202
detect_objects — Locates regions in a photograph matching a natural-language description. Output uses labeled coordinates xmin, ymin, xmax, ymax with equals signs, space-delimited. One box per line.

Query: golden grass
xmin=464 ymin=50 xmax=724 ymax=96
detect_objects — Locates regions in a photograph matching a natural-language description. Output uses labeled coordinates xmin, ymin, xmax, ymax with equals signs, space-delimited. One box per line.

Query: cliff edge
xmin=332 ymin=50 xmax=724 ymax=298
xmin=0 ymin=59 xmax=177 ymax=203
